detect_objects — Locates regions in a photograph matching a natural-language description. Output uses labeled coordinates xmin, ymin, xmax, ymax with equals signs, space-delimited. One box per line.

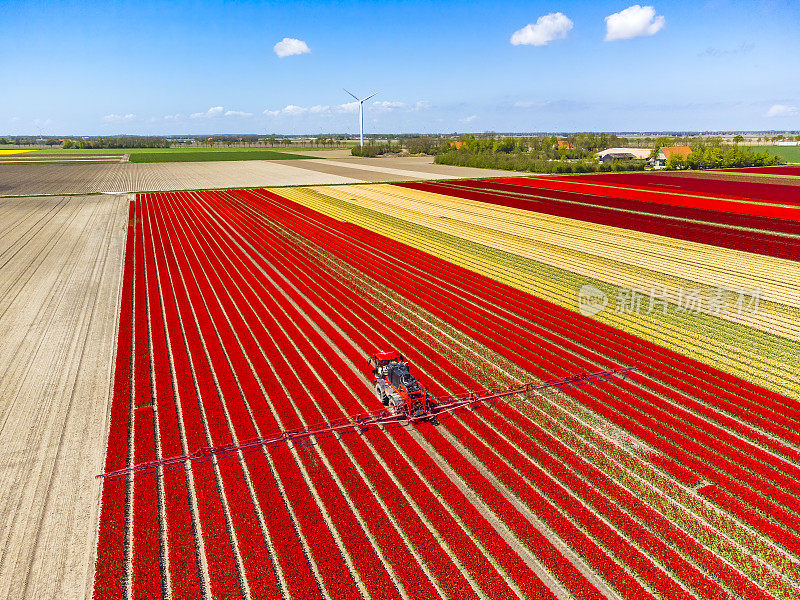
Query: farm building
xmin=596 ymin=147 xmax=651 ymax=163
xmin=654 ymin=145 xmax=692 ymax=167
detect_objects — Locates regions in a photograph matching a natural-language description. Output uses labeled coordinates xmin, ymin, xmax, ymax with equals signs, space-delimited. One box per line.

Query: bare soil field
xmin=0 ymin=164 xmax=115 ymax=195
xmin=0 ymin=157 xmax=516 ymax=196
xmin=0 ymin=194 xmax=128 ymax=600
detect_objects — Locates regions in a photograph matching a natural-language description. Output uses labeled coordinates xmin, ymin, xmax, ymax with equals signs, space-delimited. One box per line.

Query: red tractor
xmin=368 ymin=350 xmax=438 ymax=422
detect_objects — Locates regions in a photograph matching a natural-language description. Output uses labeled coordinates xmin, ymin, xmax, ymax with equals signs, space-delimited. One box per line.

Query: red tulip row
xmin=152 ymin=192 xmax=339 ymax=600
xmin=130 ymin=197 xmax=166 ymax=600
xmin=213 ymin=188 xmax=698 ymax=599
xmin=228 ymin=186 xmax=796 ymax=596
xmin=140 ymin=195 xmax=203 ymax=600
xmin=698 ymin=485 xmax=800 ymax=557
xmin=132 ymin=407 xmax=163 ymax=598
xmin=396 ymin=180 xmax=799 ymax=261
xmin=258 ymin=186 xmax=800 ymax=535
xmin=250 ymin=193 xmax=742 ymax=600
xmin=639 ymin=452 xmax=701 ymax=486
xmin=96 ymin=186 xmax=797 ymax=600
xmin=165 ymin=189 xmax=485 ymax=598
xmin=198 ymin=188 xmax=594 ymax=599
xmin=562 ymin=172 xmax=800 ymax=206
xmin=93 ymin=202 xmax=135 ymax=600
xmin=721 ymin=167 xmax=800 ymax=176
xmin=186 ymin=188 xmax=541 ymax=600
xmin=146 ymin=193 xmax=262 ymax=600
xmin=451 ymin=177 xmax=800 ymax=226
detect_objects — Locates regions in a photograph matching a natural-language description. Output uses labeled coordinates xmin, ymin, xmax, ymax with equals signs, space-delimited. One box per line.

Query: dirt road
xmin=0 ymin=194 xmax=128 ymax=600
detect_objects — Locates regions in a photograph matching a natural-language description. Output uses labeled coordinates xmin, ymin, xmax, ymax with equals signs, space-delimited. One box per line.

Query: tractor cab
xmin=368 ymin=350 xmax=405 ymax=375
xmin=368 ymin=350 xmax=438 ymax=422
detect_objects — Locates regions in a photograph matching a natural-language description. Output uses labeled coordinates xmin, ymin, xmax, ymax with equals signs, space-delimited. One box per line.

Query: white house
xmin=596 ymin=148 xmax=651 ymax=163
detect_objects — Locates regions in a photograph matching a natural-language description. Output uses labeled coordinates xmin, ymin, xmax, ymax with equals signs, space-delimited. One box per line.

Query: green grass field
xmin=750 ymin=145 xmax=800 ymax=163
xmin=128 ymin=149 xmax=309 ymax=163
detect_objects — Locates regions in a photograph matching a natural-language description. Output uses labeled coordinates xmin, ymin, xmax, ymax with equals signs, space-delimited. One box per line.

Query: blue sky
xmin=1 ymin=0 xmax=799 ymax=134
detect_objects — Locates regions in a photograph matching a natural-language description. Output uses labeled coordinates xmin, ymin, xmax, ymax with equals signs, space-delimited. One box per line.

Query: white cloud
xmin=373 ymin=101 xmax=406 ymax=110
xmin=461 ymin=115 xmax=478 ymax=123
xmin=224 ymin=110 xmax=253 ymax=117
xmin=510 ymin=12 xmax=573 ymax=47
xmin=604 ymin=5 xmax=665 ymax=41
xmin=283 ymin=104 xmax=308 ymax=115
xmin=263 ymin=101 xmax=363 ymax=117
xmin=766 ymin=104 xmax=799 ymax=117
xmin=164 ymin=113 xmax=182 ymax=120
xmin=190 ymin=106 xmax=224 ymax=119
xmin=103 ymin=113 xmax=135 ymax=122
xmin=273 ymin=38 xmax=311 ymax=58
xmin=338 ymin=101 xmax=359 ymax=113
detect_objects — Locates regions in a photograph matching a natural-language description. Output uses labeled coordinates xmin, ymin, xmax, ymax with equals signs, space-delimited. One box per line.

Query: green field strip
xmin=128 ymin=150 xmax=310 ymax=163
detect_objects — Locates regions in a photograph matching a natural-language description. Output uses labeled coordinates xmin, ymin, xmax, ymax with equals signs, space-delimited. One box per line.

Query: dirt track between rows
xmin=0 ymin=194 xmax=128 ymax=600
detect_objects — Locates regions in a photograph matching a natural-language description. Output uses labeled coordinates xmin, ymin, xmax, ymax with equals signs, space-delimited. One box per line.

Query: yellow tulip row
xmin=274 ymin=185 xmax=799 ymax=399
xmin=316 ymin=183 xmax=799 ymax=337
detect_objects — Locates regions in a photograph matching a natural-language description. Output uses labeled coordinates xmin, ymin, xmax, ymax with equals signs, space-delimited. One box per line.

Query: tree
xmin=733 ymin=135 xmax=744 ymax=145
xmin=665 ymin=153 xmax=685 ymax=170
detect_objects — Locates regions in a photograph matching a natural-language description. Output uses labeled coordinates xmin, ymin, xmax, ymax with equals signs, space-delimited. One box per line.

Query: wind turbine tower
xmin=344 ymin=89 xmax=377 ymax=147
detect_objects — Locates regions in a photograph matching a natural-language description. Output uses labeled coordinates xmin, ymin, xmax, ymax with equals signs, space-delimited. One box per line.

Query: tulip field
xmin=94 ymin=175 xmax=800 ymax=600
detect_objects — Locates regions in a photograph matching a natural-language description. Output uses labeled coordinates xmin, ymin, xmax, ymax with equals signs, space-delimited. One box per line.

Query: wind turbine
xmin=344 ymin=89 xmax=377 ymax=147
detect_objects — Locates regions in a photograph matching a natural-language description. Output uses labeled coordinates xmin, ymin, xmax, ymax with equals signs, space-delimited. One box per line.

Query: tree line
xmin=662 ymin=142 xmax=783 ymax=170
xmin=62 ymin=136 xmax=171 ymax=149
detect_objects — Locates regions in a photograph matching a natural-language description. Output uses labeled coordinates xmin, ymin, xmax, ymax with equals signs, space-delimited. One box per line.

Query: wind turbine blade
xmin=363 ymin=92 xmax=378 ymax=102
xmin=343 ymin=88 xmax=360 ymax=101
